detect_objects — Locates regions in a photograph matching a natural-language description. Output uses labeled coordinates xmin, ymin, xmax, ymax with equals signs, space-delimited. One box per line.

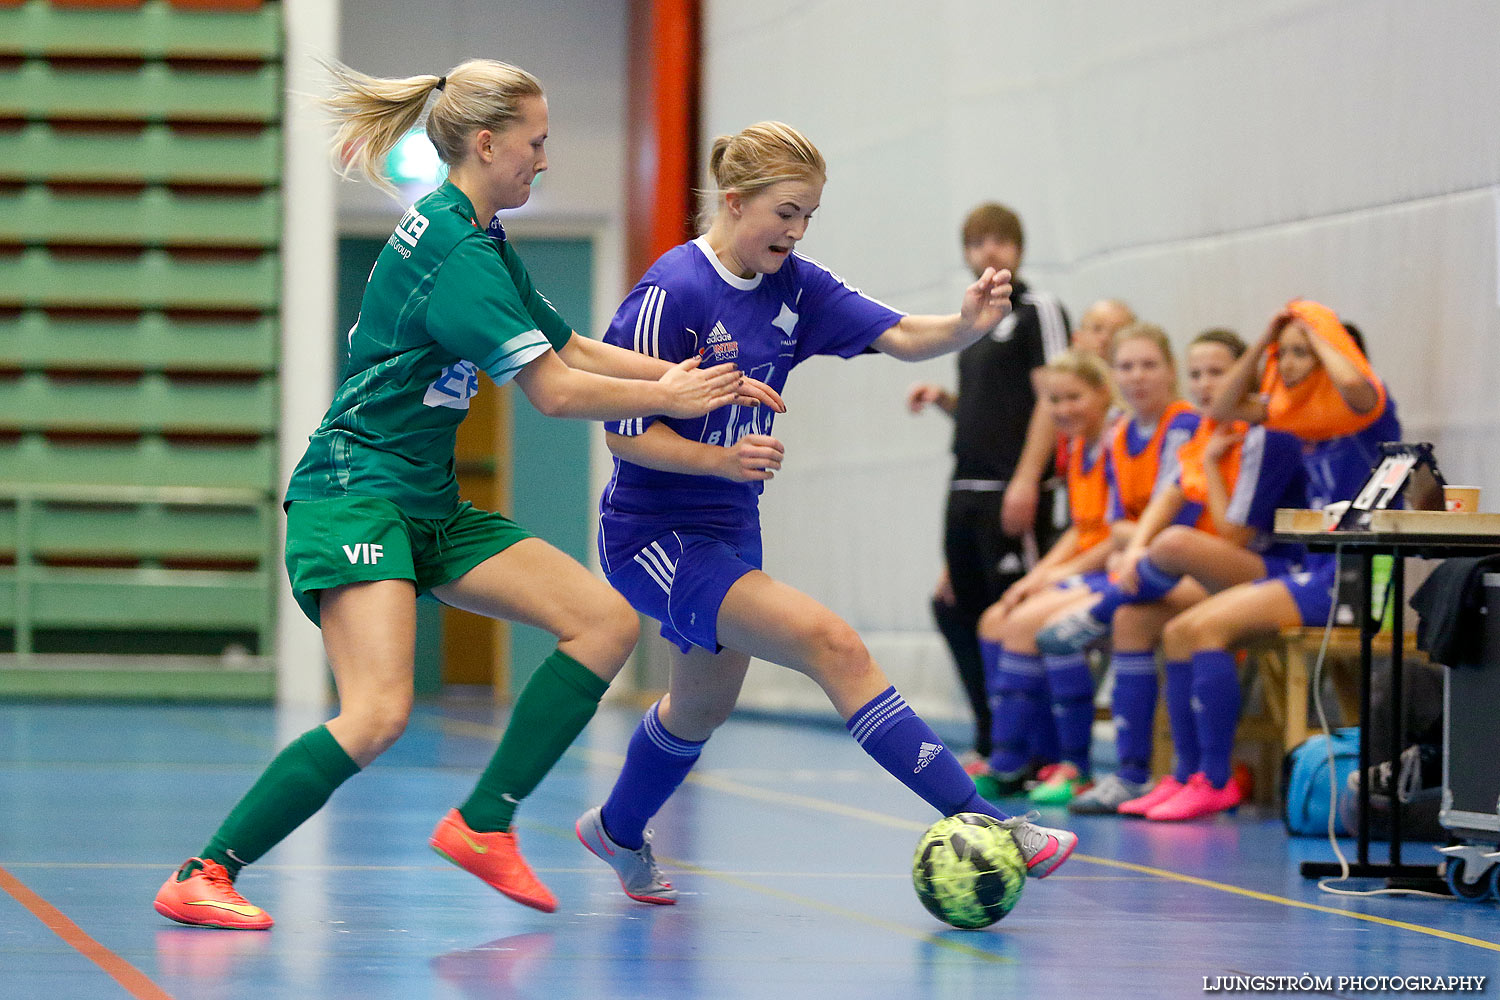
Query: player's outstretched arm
xmin=607 ymin=425 xmax=784 ymax=483
xmin=514 ymin=350 xmax=744 ymax=421
xmin=558 ymin=333 xmax=786 ymax=412
xmin=871 ymin=267 xmax=1012 ymax=362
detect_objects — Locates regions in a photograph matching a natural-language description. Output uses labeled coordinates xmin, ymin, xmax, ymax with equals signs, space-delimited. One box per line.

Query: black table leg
xmin=1389 ymin=553 xmax=1405 ymax=864
xmin=1299 ymin=551 xmax=1442 ymax=890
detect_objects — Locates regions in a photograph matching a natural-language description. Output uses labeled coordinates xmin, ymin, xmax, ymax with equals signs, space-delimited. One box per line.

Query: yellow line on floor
xmin=434 ymin=715 xmax=1499 ymax=953
xmin=1079 ymin=855 xmax=1500 ymax=952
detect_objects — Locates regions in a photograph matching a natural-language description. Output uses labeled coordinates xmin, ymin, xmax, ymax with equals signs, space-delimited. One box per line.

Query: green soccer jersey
xmin=287 ymin=182 xmax=573 ymax=518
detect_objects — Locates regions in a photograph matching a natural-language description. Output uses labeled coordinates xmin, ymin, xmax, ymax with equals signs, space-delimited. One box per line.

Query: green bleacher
xmin=1 ymin=0 xmax=283 ymax=700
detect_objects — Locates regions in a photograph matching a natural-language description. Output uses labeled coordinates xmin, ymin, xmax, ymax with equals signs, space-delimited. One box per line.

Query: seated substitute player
xmin=152 ymin=58 xmax=782 ymax=930
xmin=1139 ymin=301 xmax=1400 ymax=820
xmin=1036 ymin=330 xmax=1311 ymax=813
xmin=971 ymin=351 xmax=1116 ymax=802
xmin=575 ymin=122 xmax=1077 ymax=904
xmin=978 ymin=323 xmax=1199 ymax=805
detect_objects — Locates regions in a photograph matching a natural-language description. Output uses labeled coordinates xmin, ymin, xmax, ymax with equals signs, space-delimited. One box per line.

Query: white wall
xmin=337 ymin=0 xmax=629 ymax=236
xmin=703 ymin=0 xmax=1500 ymax=720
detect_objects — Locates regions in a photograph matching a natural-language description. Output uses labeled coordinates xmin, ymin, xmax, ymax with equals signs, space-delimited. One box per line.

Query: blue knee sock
xmin=1190 ymin=650 xmax=1241 ymax=787
xmin=1164 ymin=658 xmax=1199 ymax=782
xmin=1025 ymin=651 xmax=1061 ymax=767
xmin=848 ymin=687 xmax=1003 ymax=820
xmin=1110 ymin=650 xmax=1158 ymax=784
xmin=987 ymin=650 xmax=1044 ymax=774
xmin=1088 ymin=557 xmax=1184 ymax=623
xmin=600 ymin=701 xmax=705 ymax=850
xmin=1027 ymin=694 xmax=1061 ymax=769
xmin=1044 ymin=653 xmax=1095 ymax=775
xmin=979 ymin=638 xmax=1002 ymax=702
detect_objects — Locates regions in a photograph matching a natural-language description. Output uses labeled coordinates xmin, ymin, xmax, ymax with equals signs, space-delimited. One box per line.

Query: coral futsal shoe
xmin=429 ymin=808 xmax=557 ymax=913
xmin=154 ymin=858 xmax=273 ymax=930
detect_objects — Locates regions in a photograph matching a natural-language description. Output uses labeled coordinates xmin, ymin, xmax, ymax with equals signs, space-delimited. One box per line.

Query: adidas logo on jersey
xmin=704 ymin=321 xmax=739 ymax=362
xmin=914 ymin=741 xmax=943 ymax=774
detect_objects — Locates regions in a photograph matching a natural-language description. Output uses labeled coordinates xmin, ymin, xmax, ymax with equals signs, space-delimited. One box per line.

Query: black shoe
xmin=1348 ymin=743 xmax=1441 ymax=803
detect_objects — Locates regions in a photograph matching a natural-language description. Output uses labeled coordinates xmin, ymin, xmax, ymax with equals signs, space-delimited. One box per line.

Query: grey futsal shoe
xmin=1035 ymin=606 xmax=1110 ymax=655
xmin=1000 ymin=813 xmax=1078 ymax=878
xmin=575 ymin=805 xmax=677 ymax=904
xmin=1069 ymin=773 xmax=1151 ymax=814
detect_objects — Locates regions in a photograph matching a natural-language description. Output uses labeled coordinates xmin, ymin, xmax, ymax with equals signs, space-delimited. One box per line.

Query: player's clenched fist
xmin=718 ymin=434 xmax=784 ymax=482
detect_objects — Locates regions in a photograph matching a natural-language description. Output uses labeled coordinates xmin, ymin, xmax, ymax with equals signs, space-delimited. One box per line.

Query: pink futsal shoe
xmin=1117 ymin=775 xmax=1184 ymax=816
xmin=1145 ymin=772 xmax=1243 ymax=822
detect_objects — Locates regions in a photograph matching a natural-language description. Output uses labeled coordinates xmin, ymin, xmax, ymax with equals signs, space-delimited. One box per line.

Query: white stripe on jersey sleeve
xmin=1226 ymin=424 xmax=1267 ymax=526
xmin=1155 ymin=427 xmax=1192 ymax=493
xmin=633 ymin=286 xmax=664 ymax=356
xmin=1026 ymin=290 xmax=1070 ymax=361
xmin=652 ymin=286 xmax=664 ymax=358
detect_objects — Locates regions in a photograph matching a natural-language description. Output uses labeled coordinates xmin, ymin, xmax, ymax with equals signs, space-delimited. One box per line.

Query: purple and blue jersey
xmin=597 ymin=237 xmax=903 ymax=650
xmin=1301 ymin=398 xmax=1402 ymax=510
xmin=1280 ymin=395 xmax=1402 ymax=624
xmin=1214 ymin=424 xmax=1310 ymax=570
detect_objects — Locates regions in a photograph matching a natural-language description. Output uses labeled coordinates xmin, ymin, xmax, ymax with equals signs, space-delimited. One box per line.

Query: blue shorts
xmin=1258 ymin=552 xmax=1301 ymax=580
xmin=1272 ymin=560 xmax=1339 ymax=626
xmin=1058 ymin=570 xmax=1111 ymax=594
xmin=603 ymin=524 xmax=763 ymax=653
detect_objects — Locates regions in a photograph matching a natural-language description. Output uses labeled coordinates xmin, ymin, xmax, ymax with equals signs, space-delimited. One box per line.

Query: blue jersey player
xmin=573 ymin=122 xmax=1077 ymax=905
xmin=1146 ymin=302 xmax=1399 ymax=821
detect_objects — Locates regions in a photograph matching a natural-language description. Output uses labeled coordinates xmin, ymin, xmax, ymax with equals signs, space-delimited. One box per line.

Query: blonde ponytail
xmin=319 ymin=57 xmax=544 ymax=197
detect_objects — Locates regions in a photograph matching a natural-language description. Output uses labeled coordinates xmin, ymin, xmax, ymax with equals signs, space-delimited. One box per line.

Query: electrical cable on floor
xmin=1311 ymin=543 xmax=1451 ymax=900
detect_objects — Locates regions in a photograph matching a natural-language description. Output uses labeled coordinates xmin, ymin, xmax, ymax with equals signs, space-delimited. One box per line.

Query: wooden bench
xmin=1147 ymin=627 xmax=1428 ymax=806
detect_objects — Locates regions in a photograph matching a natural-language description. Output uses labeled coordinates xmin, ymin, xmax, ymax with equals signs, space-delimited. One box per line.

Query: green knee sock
xmin=460 ymin=649 xmax=609 ymax=832
xmin=202 ymin=724 xmax=360 ymax=878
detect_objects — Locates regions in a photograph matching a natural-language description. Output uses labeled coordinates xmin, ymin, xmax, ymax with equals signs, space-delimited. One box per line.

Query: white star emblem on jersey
xmin=772 ymin=303 xmax=798 ymax=336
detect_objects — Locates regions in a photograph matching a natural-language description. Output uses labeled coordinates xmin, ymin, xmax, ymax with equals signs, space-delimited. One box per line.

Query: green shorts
xmin=284 ymin=495 xmax=534 ymax=626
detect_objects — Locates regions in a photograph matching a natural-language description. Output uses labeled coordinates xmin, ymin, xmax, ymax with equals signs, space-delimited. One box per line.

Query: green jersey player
xmin=154 ymin=57 xmax=782 ymax=930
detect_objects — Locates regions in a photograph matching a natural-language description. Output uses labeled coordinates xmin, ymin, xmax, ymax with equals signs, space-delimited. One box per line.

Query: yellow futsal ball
xmin=911 ymin=812 xmax=1026 ymax=929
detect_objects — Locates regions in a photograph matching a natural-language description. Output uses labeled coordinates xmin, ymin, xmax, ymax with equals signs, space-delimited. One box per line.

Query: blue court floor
xmin=2 ymin=696 xmax=1496 ymax=1000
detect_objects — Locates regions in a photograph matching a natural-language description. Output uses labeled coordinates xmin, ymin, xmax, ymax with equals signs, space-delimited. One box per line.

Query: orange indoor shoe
xmin=430 ymin=808 xmax=557 ymax=913
xmin=153 ymin=858 xmax=274 ymax=930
